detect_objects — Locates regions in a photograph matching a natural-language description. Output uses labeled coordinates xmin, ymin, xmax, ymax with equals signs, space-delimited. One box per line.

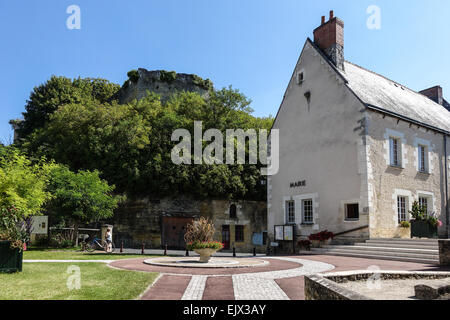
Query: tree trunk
xmin=73 ymin=222 xmax=79 ymax=247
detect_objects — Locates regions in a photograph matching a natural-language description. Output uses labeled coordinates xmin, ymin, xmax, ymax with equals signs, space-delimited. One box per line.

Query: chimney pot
xmin=330 ymin=10 xmax=334 ymax=20
xmin=321 ymin=16 xmax=326 ymax=25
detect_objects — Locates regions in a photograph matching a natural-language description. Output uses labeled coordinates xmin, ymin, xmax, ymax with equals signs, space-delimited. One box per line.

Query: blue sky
xmin=1 ymin=0 xmax=449 ymax=142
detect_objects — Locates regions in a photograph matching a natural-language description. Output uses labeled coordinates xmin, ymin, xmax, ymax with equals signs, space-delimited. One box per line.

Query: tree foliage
xmin=20 ymin=81 xmax=273 ymax=200
xmin=18 ymin=76 xmax=120 ymax=137
xmin=46 ymin=165 xmax=119 ymax=227
xmin=0 ymin=146 xmax=51 ymax=219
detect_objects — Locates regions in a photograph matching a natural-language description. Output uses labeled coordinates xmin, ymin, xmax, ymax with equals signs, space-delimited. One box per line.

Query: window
xmin=297 ymin=71 xmax=304 ymax=85
xmin=285 ymin=201 xmax=295 ymax=224
xmin=346 ymin=204 xmax=360 ymax=221
xmin=390 ymin=137 xmax=401 ymax=167
xmin=397 ymin=196 xmax=407 ymax=223
xmin=229 ymin=204 xmax=237 ymax=219
xmin=235 ymin=225 xmax=244 ymax=242
xmin=302 ymin=199 xmax=313 ymax=224
xmin=418 ymin=145 xmax=427 ymax=173
xmin=419 ymin=196 xmax=429 ymax=216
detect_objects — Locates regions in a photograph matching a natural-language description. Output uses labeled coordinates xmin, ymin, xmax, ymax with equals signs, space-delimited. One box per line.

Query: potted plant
xmin=395 ymin=221 xmax=411 ymax=239
xmin=409 ymin=202 xmax=439 ymax=238
xmin=184 ymin=217 xmax=224 ymax=263
xmin=309 ymin=230 xmax=334 ymax=248
xmin=297 ymin=239 xmax=311 ymax=252
xmin=0 ymin=206 xmax=25 ymax=273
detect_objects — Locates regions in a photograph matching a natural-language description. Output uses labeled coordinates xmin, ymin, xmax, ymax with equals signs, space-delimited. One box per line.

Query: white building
xmin=268 ymin=12 xmax=450 ymax=243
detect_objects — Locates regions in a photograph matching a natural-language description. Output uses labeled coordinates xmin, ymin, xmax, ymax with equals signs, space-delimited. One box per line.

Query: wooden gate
xmin=161 ymin=217 xmax=193 ymax=249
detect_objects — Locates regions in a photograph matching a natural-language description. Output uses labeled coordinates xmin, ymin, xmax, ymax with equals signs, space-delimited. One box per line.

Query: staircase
xmin=310 ymin=238 xmax=439 ymax=264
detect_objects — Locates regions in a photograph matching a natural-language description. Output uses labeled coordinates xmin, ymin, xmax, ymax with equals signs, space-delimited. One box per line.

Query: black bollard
xmin=164 ymin=244 xmax=168 ymax=256
xmin=120 ymin=241 xmax=123 ymax=253
xmin=141 ymin=242 xmax=145 ymax=254
xmin=266 ymin=246 xmax=270 ymax=256
xmin=186 ymin=248 xmax=189 ymax=257
xmin=253 ymin=247 xmax=256 ymax=256
xmin=233 ymin=246 xmax=236 ymax=257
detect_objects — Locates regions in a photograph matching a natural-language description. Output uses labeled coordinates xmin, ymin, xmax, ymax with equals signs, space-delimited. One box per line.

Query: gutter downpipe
xmin=445 ymin=134 xmax=449 ymax=239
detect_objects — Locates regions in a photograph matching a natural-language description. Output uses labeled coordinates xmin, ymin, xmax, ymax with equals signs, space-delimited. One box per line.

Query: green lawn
xmin=0 ymin=263 xmax=158 ymax=300
xmin=24 ymin=248 xmax=162 ymax=260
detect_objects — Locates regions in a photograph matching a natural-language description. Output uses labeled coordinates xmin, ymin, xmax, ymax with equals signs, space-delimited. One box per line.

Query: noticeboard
xmin=283 ymin=225 xmax=294 ymax=241
xmin=274 ymin=226 xmax=284 ymax=241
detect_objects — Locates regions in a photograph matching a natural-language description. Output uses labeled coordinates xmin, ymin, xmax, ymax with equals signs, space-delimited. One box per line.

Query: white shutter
xmin=389 ymin=138 xmax=394 ymax=165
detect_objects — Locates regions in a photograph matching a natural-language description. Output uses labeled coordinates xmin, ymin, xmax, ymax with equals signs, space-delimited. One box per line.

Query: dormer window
xmin=296 ymin=71 xmax=304 ymax=85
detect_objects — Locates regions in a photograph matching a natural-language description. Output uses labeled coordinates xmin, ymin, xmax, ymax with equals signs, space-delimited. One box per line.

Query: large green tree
xmin=46 ymin=165 xmax=119 ymax=244
xmin=18 ymin=77 xmax=120 ymax=138
xmin=21 ymin=85 xmax=273 ymax=200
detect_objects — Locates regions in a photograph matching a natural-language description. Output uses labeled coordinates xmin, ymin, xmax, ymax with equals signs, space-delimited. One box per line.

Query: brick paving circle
xmin=109 ymin=257 xmax=302 ymax=275
xmin=144 ymin=257 xmax=269 ymax=268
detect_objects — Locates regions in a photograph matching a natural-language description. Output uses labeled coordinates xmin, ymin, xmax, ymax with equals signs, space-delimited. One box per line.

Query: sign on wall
xmin=274 ymin=226 xmax=284 ymax=241
xmin=31 ymin=216 xmax=48 ymax=235
xmin=252 ymin=233 xmax=263 ymax=246
xmin=283 ymin=225 xmax=294 ymax=241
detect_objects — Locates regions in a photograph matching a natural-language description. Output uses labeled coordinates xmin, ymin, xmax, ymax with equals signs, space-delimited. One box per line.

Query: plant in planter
xmin=409 ymin=201 xmax=439 ymax=238
xmin=309 ymin=230 xmax=334 ymax=248
xmin=0 ymin=206 xmax=26 ymax=273
xmin=297 ymin=239 xmax=311 ymax=251
xmin=184 ymin=217 xmax=224 ymax=263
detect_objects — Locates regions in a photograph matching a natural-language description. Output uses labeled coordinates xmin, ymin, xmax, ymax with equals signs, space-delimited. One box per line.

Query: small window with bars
xmin=418 ymin=145 xmax=427 ymax=173
xmin=302 ymin=199 xmax=313 ymax=224
xmin=397 ymin=196 xmax=407 ymax=223
xmin=390 ymin=137 xmax=401 ymax=167
xmin=285 ymin=201 xmax=295 ymax=224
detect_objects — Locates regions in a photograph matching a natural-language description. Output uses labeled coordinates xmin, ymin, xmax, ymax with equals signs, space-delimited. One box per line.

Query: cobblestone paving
xmin=181 ymin=275 xmax=207 ymax=300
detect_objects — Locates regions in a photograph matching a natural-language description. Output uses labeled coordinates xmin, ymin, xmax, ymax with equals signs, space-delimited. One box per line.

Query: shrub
xmin=186 ymin=241 xmax=224 ymax=251
xmin=400 ymin=221 xmax=411 ymax=228
xmin=297 ymin=239 xmax=311 ymax=248
xmin=184 ymin=217 xmax=223 ymax=250
xmin=127 ymin=70 xmax=139 ymax=83
xmin=160 ymin=70 xmax=177 ymax=83
xmin=0 ymin=206 xmax=26 ymax=250
xmin=409 ymin=201 xmax=426 ymax=221
xmin=309 ymin=230 xmax=334 ymax=241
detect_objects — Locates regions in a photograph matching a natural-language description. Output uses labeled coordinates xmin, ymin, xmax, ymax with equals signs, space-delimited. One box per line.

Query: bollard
xmin=233 ymin=246 xmax=236 ymax=257
xmin=266 ymin=246 xmax=270 ymax=256
xmin=253 ymin=247 xmax=256 ymax=256
xmin=141 ymin=242 xmax=145 ymax=255
xmin=186 ymin=248 xmax=189 ymax=257
xmin=120 ymin=241 xmax=123 ymax=253
xmin=164 ymin=244 xmax=168 ymax=256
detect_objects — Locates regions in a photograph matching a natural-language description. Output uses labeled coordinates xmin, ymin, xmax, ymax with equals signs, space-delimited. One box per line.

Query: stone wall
xmin=439 ymin=240 xmax=450 ymax=266
xmin=366 ymin=111 xmax=447 ymax=238
xmin=110 ymin=198 xmax=267 ymax=253
xmin=116 ymin=69 xmax=210 ymax=104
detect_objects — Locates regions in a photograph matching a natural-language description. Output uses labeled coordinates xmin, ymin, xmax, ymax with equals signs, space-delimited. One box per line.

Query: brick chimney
xmin=420 ymin=86 xmax=444 ymax=105
xmin=313 ymin=10 xmax=344 ymax=70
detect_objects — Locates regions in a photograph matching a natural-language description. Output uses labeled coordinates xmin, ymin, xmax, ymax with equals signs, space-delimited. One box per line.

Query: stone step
xmin=314 ymin=248 xmax=438 ymax=260
xmin=354 ymin=242 xmax=438 ymax=250
xmin=365 ymin=240 xmax=438 ymax=247
xmin=367 ymin=238 xmax=438 ymax=243
xmin=323 ymin=245 xmax=439 ymax=256
xmin=308 ymin=249 xmax=439 ymax=264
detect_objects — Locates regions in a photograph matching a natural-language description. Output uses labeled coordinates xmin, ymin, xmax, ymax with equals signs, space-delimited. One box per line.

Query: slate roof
xmin=340 ymin=61 xmax=450 ymax=132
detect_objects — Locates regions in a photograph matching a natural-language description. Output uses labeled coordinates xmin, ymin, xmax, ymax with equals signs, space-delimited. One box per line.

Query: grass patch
xmin=24 ymin=248 xmax=162 ymax=260
xmin=0 ymin=263 xmax=158 ymax=300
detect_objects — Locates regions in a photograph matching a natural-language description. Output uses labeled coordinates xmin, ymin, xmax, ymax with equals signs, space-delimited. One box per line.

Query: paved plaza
xmin=109 ymin=255 xmax=449 ymax=300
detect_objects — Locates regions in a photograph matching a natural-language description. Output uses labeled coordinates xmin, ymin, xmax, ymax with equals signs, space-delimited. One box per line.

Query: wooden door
xmin=222 ymin=225 xmax=230 ymax=250
xmin=161 ymin=217 xmax=193 ymax=249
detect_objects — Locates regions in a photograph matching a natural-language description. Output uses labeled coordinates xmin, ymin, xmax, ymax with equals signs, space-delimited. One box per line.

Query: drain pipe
xmin=445 ymin=134 xmax=449 ymax=238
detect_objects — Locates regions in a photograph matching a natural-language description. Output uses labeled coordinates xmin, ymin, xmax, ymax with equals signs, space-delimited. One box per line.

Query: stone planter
xmin=411 ymin=221 xmax=438 ymax=239
xmin=321 ymin=239 xmax=333 ymax=246
xmin=311 ymin=240 xmax=321 ymax=248
xmin=0 ymin=241 xmax=23 ymax=273
xmin=194 ymin=248 xmax=218 ymax=263
xmin=394 ymin=227 xmax=411 ymax=239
